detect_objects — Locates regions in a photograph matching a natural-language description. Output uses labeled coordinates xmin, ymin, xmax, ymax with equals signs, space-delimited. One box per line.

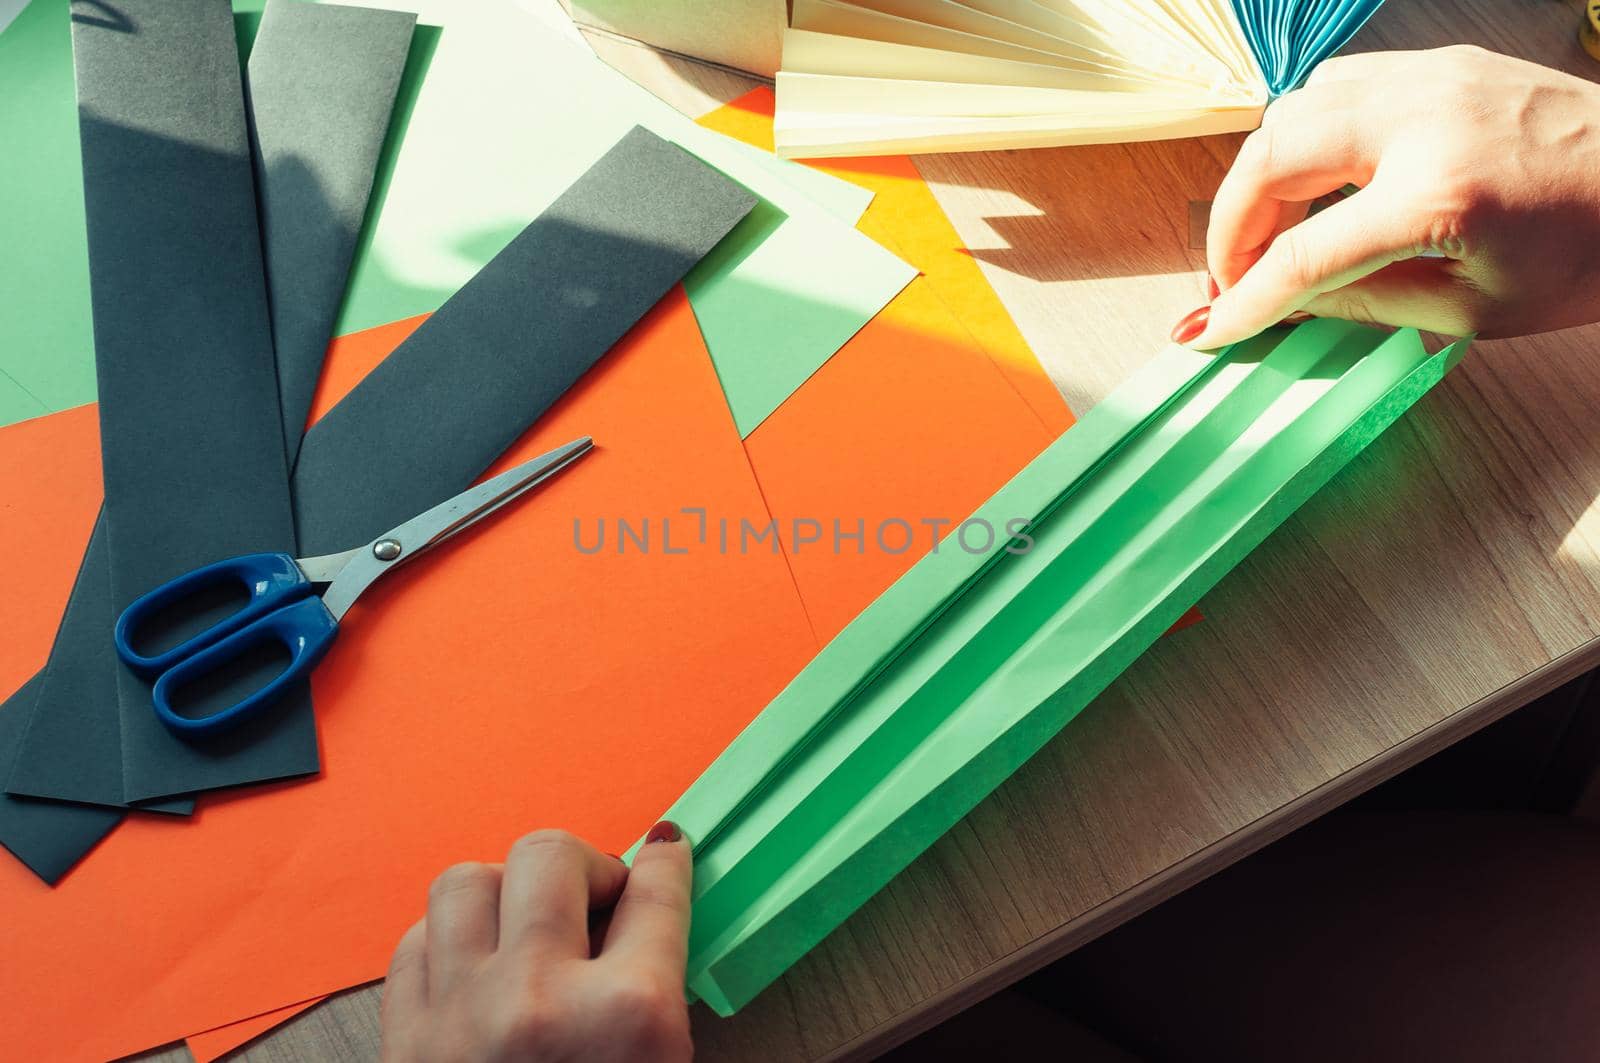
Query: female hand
xmin=1176 ymin=45 xmax=1600 ymax=348
xmin=380 ymin=823 xmax=693 ymax=1063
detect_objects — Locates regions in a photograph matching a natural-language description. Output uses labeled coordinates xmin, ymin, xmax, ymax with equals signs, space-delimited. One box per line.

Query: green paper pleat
xmin=632 ymin=319 xmax=1468 ymax=1015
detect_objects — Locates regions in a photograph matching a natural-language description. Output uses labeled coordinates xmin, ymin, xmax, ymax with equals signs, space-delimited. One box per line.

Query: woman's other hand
xmin=1181 ymin=46 xmax=1600 ymax=347
xmin=381 ymin=823 xmax=693 ymax=1063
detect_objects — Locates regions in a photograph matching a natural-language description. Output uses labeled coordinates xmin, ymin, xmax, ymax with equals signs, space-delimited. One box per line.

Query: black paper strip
xmin=6 ymin=0 xmax=302 ymax=812
xmin=88 ymin=0 xmax=311 ymax=804
xmin=5 ymin=515 xmax=128 ymax=807
xmin=291 ymin=126 xmax=758 ymax=551
xmin=0 ymin=678 xmax=122 ymax=885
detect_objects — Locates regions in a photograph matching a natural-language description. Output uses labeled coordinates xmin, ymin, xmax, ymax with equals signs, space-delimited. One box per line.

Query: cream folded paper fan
xmin=776 ymin=0 xmax=1388 ymax=156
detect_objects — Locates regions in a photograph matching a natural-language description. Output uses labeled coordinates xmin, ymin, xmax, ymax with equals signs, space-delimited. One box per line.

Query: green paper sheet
xmin=633 ymin=320 xmax=1468 ymax=1014
xmin=0 ymin=0 xmax=905 ymax=435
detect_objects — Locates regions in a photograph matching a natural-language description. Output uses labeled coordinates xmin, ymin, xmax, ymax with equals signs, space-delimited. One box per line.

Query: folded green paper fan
xmin=776 ymin=0 xmax=1389 ymax=156
xmin=632 ymin=318 xmax=1466 ymax=1014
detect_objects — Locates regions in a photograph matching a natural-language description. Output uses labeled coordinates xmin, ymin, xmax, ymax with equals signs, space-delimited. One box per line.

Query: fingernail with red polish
xmin=644 ymin=820 xmax=681 ymax=844
xmin=1170 ymin=305 xmax=1210 ymax=345
xmin=1205 ymin=274 xmax=1220 ymax=300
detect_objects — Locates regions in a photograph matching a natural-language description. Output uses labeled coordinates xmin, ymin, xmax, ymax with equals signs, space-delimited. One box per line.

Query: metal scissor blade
xmin=320 ymin=437 xmax=594 ymax=619
xmin=401 ymin=436 xmax=594 ymax=555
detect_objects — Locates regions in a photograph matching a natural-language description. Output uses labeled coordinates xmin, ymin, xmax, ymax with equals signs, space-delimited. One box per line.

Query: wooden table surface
xmin=156 ymin=1 xmax=1600 ymax=1059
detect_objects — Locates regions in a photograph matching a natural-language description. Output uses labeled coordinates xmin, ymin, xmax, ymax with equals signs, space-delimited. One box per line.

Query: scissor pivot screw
xmin=373 ymin=538 xmax=403 ymax=561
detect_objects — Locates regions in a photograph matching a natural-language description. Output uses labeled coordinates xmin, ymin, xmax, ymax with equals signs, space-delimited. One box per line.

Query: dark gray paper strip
xmin=4 ymin=514 xmax=193 ymax=811
xmin=85 ymin=0 xmax=305 ymax=806
xmin=7 ymin=0 xmax=299 ymax=809
xmin=6 ymin=515 xmax=126 ymax=807
xmin=291 ymin=125 xmax=759 ymax=551
xmin=246 ymin=0 xmax=415 ymax=464
xmin=0 ymin=678 xmax=121 ymax=885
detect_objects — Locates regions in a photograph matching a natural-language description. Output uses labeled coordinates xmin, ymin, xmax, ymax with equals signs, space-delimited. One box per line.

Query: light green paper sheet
xmin=724 ymin=131 xmax=875 ymax=227
xmin=0 ymin=0 xmax=904 ymax=436
xmin=0 ymin=0 xmax=26 ymax=35
xmin=0 ymin=371 xmax=49 ymax=426
xmin=0 ymin=0 xmax=94 ymax=422
xmin=630 ymin=320 xmax=1468 ymax=1014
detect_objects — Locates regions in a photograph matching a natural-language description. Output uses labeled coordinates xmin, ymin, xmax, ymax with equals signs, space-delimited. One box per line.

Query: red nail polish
xmin=644 ymin=820 xmax=681 ymax=844
xmin=1205 ymin=274 xmax=1220 ymax=300
xmin=1170 ymin=305 xmax=1210 ymax=344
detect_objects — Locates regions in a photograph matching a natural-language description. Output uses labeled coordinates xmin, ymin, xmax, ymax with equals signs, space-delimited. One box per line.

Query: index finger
xmin=599 ymin=823 xmax=692 ymax=985
xmin=1193 ymin=177 xmax=1433 ymax=347
xmin=499 ymin=830 xmax=629 ymax=958
xmin=1207 ymin=86 xmax=1376 ymax=290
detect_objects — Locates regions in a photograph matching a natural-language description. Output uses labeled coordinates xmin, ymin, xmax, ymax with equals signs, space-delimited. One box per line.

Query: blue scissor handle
xmin=114 ymin=552 xmax=312 ymax=677
xmin=151 ymin=594 xmax=340 ymax=737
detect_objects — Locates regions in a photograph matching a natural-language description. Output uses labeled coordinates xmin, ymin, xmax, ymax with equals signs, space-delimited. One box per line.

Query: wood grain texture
xmin=157 ymin=2 xmax=1600 ymax=1059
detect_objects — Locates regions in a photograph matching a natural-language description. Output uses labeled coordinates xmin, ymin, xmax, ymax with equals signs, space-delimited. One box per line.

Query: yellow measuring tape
xmin=1583 ymin=1 xmax=1600 ymax=62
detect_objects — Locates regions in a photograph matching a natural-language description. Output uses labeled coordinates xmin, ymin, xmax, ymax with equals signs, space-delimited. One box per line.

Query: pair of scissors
xmin=114 ymin=437 xmax=594 ymax=738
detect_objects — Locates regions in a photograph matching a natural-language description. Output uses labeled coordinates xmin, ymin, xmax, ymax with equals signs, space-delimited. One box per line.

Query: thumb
xmin=1302 ymin=257 xmax=1486 ymax=337
xmin=1191 ymin=181 xmax=1433 ymax=348
xmin=601 ymin=821 xmax=693 ymax=984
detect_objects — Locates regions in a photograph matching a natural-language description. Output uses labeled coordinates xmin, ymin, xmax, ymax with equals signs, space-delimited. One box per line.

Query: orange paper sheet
xmin=3 ymin=91 xmax=1096 ymax=1060
xmin=746 ymin=277 xmax=1060 ymax=640
xmin=185 ymin=999 xmax=320 ymax=1063
xmin=0 ymin=405 xmax=103 ymax=698
xmin=0 ymin=289 xmax=819 ymax=1063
